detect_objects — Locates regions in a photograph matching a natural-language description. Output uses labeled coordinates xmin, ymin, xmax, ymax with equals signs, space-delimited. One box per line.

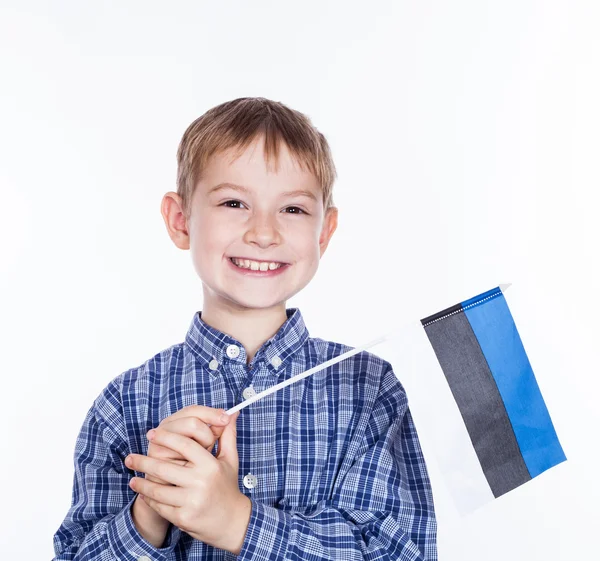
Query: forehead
xmin=199 ymin=136 xmax=321 ymax=194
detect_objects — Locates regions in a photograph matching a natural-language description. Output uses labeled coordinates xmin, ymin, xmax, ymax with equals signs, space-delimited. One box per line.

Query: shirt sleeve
xmin=235 ymin=364 xmax=438 ymax=561
xmin=52 ymin=379 xmax=184 ymax=560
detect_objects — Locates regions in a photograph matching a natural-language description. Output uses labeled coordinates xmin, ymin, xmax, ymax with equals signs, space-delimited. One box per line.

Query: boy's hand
xmin=125 ymin=409 xmax=250 ymax=554
xmin=144 ymin=405 xmax=232 ymax=486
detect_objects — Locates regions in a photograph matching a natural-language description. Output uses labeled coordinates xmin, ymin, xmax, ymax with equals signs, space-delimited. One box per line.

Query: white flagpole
xmin=224 ymin=284 xmax=511 ymax=415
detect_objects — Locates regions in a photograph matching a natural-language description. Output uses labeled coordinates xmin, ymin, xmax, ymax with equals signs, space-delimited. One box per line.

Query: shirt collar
xmin=185 ymin=307 xmax=309 ymax=376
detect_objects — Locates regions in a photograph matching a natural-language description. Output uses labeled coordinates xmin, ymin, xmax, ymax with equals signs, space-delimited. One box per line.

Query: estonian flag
xmin=225 ymin=284 xmax=567 ymax=516
xmin=390 ymin=284 xmax=567 ymax=515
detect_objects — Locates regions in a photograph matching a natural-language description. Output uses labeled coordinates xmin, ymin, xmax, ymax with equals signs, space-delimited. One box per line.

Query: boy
xmin=53 ymin=97 xmax=437 ymax=560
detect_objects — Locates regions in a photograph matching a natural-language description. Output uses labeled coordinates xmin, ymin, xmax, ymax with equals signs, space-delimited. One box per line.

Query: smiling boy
xmin=53 ymin=97 xmax=437 ymax=560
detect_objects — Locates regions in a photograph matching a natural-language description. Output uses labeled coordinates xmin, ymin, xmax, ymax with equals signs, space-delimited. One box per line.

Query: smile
xmin=229 ymin=257 xmax=286 ymax=271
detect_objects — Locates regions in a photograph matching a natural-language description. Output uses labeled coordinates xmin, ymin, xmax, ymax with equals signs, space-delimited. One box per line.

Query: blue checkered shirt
xmin=53 ymin=308 xmax=437 ymax=560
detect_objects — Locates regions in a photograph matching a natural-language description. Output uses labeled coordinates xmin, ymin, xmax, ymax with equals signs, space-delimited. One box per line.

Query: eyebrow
xmin=207 ymin=182 xmax=318 ymax=202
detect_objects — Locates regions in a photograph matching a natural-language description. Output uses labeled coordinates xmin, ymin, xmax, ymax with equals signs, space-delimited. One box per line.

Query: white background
xmin=1 ymin=1 xmax=598 ymax=559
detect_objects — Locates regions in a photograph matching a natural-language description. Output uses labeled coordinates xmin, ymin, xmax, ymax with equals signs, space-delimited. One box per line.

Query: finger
xmin=157 ymin=417 xmax=220 ymax=450
xmin=147 ymin=441 xmax=188 ymax=460
xmin=140 ymin=494 xmax=182 ymax=529
xmin=127 ymin=452 xmax=191 ymax=488
xmin=216 ymin=410 xmax=240 ymax=467
xmin=158 ymin=405 xmax=231 ymax=428
xmin=208 ymin=423 xmax=227 ymax=440
xmin=145 ymin=472 xmax=179 ymax=486
xmin=148 ymin=429 xmax=214 ymax=475
xmin=130 ymin=477 xmax=187 ymax=507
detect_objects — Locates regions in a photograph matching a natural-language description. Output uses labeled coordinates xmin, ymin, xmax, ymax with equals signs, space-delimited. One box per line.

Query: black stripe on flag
xmin=421 ymin=307 xmax=531 ymax=497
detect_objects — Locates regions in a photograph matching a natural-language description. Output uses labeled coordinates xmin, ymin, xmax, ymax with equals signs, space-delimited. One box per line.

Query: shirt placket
xmin=227 ymin=344 xmax=263 ymax=499
xmin=238 ymin=353 xmax=285 ymax=504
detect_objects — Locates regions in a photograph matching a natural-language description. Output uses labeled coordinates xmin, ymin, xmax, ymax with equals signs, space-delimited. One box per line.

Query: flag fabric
xmin=387 ymin=284 xmax=567 ymax=516
xmin=225 ymin=283 xmax=566 ymax=517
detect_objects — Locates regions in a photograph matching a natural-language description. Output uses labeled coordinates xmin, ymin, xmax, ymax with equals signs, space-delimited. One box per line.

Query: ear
xmin=161 ymin=191 xmax=191 ymax=250
xmin=319 ymin=206 xmax=338 ymax=258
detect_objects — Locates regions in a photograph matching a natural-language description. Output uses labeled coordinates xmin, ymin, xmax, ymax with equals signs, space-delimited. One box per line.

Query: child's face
xmin=184 ymin=135 xmax=337 ymax=313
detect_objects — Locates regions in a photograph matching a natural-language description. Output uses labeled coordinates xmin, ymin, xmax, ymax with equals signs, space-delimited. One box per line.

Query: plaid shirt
xmin=53 ymin=308 xmax=437 ymax=560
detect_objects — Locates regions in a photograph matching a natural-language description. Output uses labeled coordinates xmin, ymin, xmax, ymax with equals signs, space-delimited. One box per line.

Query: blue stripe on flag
xmin=461 ymin=287 xmax=566 ymax=478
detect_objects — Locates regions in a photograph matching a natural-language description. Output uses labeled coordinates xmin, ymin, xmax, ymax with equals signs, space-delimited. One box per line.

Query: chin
xmin=222 ymin=293 xmax=289 ymax=311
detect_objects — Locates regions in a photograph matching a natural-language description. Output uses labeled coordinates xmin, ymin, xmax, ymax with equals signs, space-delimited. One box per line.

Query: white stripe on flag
xmin=386 ymin=323 xmax=495 ymax=516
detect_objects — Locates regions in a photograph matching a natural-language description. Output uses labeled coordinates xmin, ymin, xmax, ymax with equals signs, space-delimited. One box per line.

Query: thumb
xmin=216 ymin=410 xmax=240 ymax=466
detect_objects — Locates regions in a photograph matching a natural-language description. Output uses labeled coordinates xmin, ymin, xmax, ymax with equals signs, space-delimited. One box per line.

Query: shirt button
xmin=242 ymin=386 xmax=257 ymax=400
xmin=243 ymin=473 xmax=258 ymax=489
xmin=270 ymin=355 xmax=282 ymax=368
xmin=208 ymin=359 xmax=219 ymax=370
xmin=137 ymin=557 xmax=152 ymax=561
xmin=226 ymin=344 xmax=241 ymax=359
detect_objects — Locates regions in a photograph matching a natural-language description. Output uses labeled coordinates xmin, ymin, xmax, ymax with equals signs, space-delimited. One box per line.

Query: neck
xmin=200 ymin=296 xmax=288 ymax=364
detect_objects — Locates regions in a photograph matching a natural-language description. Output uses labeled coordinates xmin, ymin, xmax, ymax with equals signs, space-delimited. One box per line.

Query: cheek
xmin=189 ymin=223 xmax=234 ymax=278
xmin=193 ymin=217 xmax=233 ymax=251
xmin=286 ymin=222 xmax=321 ymax=247
xmin=293 ymin=229 xmax=322 ymax=266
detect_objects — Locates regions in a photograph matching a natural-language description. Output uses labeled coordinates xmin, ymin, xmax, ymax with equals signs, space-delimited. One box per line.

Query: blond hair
xmin=176 ymin=97 xmax=336 ymax=220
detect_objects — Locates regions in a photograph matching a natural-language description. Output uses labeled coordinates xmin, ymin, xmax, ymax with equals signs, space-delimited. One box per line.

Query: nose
xmin=242 ymin=211 xmax=282 ymax=249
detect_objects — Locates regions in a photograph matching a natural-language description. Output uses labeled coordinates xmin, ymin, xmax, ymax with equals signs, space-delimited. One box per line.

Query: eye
xmin=283 ymin=206 xmax=306 ymax=215
xmin=221 ymin=200 xmax=246 ymax=209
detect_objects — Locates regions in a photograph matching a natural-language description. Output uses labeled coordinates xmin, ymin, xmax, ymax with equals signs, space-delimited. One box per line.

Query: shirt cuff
xmin=236 ymin=499 xmax=291 ymax=560
xmin=107 ymin=493 xmax=183 ymax=560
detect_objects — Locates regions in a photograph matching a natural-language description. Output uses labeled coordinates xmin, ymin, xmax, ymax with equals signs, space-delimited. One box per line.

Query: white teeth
xmin=231 ymin=258 xmax=284 ymax=271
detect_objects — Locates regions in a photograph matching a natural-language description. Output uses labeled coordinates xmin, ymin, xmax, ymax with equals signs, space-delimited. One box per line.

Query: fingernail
xmin=220 ymin=413 xmax=230 ymax=423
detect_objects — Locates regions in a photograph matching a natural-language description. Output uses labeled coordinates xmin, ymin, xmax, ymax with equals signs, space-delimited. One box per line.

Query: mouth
xmin=229 ymin=257 xmax=288 ymax=272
